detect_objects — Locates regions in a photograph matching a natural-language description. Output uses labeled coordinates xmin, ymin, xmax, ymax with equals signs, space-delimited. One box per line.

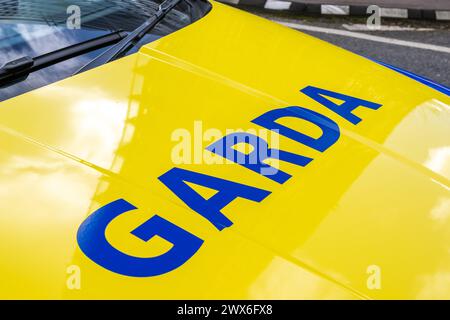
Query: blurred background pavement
xmin=218 ymin=1 xmax=450 ymax=87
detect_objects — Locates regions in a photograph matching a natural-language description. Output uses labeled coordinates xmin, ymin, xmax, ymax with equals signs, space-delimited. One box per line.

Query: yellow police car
xmin=0 ymin=0 xmax=449 ymax=299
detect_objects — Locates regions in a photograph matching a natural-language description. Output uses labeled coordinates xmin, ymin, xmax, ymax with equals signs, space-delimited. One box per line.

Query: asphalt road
xmin=246 ymin=8 xmax=450 ymax=87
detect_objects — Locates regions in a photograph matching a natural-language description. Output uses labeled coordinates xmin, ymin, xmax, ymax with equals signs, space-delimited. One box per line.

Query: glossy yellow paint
xmin=0 ymin=1 xmax=449 ymax=299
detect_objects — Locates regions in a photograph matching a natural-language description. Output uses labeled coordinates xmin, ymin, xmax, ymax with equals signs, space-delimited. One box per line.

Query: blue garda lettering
xmin=301 ymin=86 xmax=382 ymax=125
xmin=252 ymin=106 xmax=340 ymax=152
xmin=159 ymin=167 xmax=271 ymax=230
xmin=206 ymin=132 xmax=312 ymax=184
xmin=77 ymin=199 xmax=203 ymax=277
xmin=77 ymin=86 xmax=383 ymax=277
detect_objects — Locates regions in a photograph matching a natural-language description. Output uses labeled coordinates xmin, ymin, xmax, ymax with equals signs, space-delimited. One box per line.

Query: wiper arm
xmin=0 ymin=30 xmax=127 ymax=87
xmin=74 ymin=0 xmax=184 ymax=75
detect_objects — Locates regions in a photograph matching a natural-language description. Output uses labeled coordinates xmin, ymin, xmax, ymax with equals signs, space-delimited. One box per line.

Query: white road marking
xmin=275 ymin=20 xmax=450 ymax=54
xmin=342 ymin=24 xmax=434 ymax=32
xmin=321 ymin=5 xmax=350 ymax=15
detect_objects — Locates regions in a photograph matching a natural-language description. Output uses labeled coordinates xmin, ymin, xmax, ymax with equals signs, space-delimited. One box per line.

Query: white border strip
xmin=222 ymin=1 xmax=449 ymax=21
xmin=380 ymin=8 xmax=408 ymax=18
xmin=219 ymin=0 xmax=240 ymax=4
xmin=321 ymin=5 xmax=350 ymax=15
xmin=436 ymin=11 xmax=450 ymax=20
xmin=264 ymin=0 xmax=292 ymax=10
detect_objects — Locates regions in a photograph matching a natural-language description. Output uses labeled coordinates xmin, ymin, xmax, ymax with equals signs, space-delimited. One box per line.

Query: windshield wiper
xmin=74 ymin=0 xmax=184 ymax=75
xmin=0 ymin=30 xmax=127 ymax=87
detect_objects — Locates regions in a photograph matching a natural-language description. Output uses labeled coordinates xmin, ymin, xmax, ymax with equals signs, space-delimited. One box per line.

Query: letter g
xmin=77 ymin=199 xmax=203 ymax=277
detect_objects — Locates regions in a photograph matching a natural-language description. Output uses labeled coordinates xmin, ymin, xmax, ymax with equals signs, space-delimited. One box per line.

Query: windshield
xmin=0 ymin=0 xmax=211 ymax=102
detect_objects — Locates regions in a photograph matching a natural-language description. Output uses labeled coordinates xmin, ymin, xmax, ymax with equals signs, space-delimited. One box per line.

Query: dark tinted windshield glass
xmin=0 ymin=0 xmax=210 ymax=102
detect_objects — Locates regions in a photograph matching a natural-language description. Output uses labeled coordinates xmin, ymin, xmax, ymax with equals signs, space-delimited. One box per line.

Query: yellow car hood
xmin=0 ymin=2 xmax=449 ymax=299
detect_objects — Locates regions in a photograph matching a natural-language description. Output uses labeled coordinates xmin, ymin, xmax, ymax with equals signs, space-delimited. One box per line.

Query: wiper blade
xmin=74 ymin=0 xmax=184 ymax=75
xmin=0 ymin=30 xmax=127 ymax=87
